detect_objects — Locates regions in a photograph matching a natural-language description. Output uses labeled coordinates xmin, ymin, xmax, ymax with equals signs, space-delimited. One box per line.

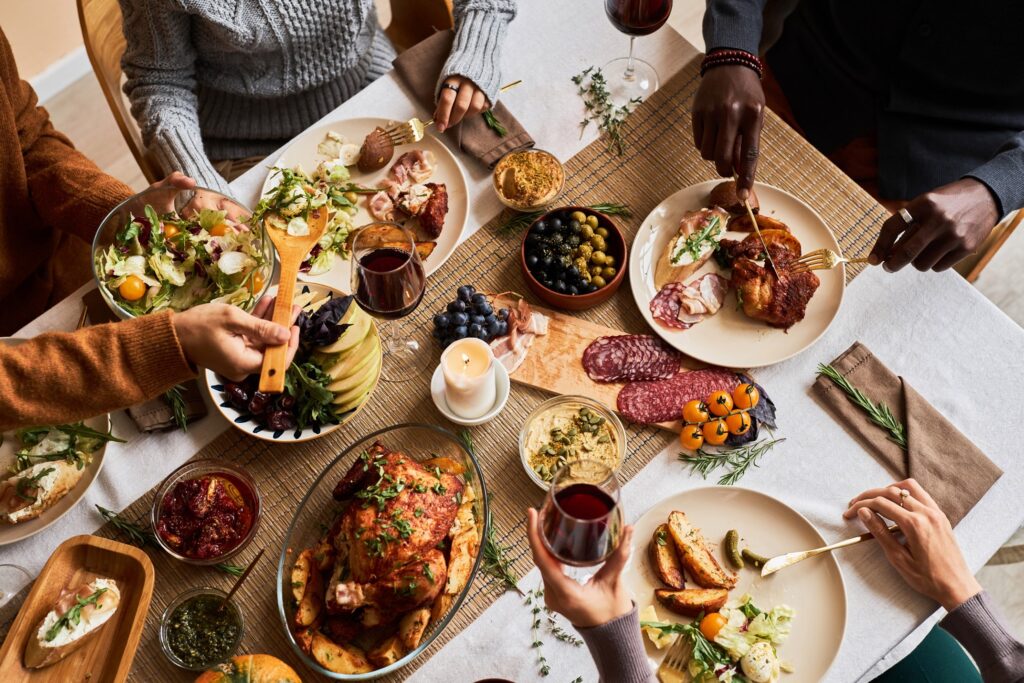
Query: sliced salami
xmin=650 ymin=282 xmax=689 ymax=329
xmin=582 ymin=335 xmax=683 ymax=383
xmin=617 ymin=368 xmax=742 ymax=425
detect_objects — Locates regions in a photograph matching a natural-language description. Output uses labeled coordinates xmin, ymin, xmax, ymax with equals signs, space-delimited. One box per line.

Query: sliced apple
xmin=327 ymin=344 xmax=381 ymax=394
xmin=319 ymin=305 xmax=372 ymax=355
xmin=332 ymin=354 xmax=380 ymax=411
xmin=322 ymin=331 xmax=379 ymax=380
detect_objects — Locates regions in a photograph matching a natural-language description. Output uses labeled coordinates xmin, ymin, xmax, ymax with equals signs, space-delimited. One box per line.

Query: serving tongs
xmin=760 ymin=523 xmax=899 ymax=576
xmin=258 ymin=208 xmax=328 ymax=393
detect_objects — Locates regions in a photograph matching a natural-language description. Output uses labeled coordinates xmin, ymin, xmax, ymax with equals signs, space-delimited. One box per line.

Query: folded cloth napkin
xmin=812 ymin=341 xmax=1002 ymax=525
xmin=392 ymin=29 xmax=534 ymax=167
xmin=83 ymin=289 xmax=207 ymax=431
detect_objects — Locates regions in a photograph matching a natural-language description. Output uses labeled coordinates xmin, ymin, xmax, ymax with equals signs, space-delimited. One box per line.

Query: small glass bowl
xmin=151 ymin=459 xmax=261 ymax=565
xmin=159 ymin=586 xmax=244 ymax=671
xmin=492 ymin=149 xmax=566 ymax=211
xmin=519 ymin=395 xmax=626 ymax=490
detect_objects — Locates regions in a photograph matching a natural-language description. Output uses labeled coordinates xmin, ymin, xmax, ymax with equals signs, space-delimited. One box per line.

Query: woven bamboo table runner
xmin=3 ymin=55 xmax=888 ymax=681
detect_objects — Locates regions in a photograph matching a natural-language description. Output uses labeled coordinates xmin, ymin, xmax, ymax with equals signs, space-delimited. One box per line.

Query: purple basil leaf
xmin=298 ymin=295 xmax=353 ymax=347
xmin=739 ymin=373 xmax=777 ymax=429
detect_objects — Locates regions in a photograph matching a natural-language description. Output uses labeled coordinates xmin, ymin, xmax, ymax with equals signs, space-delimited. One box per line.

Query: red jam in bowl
xmin=156 ymin=473 xmax=256 ymax=560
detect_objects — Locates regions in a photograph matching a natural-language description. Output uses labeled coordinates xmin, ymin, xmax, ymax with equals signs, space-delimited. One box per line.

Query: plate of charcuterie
xmin=629 ymin=180 xmax=845 ymax=368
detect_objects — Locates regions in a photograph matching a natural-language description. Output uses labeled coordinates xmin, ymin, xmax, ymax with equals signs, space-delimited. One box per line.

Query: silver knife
xmin=760 ymin=524 xmax=900 ymax=577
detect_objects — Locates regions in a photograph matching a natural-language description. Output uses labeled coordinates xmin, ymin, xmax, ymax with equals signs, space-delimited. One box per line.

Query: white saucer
xmin=430 ymin=361 xmax=511 ymax=426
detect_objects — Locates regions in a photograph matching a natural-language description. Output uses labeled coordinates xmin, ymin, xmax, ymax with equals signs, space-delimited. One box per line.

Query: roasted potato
xmin=324 ymin=616 xmax=361 ymax=645
xmin=367 ymin=634 xmax=406 ymax=668
xmin=295 ymin=562 xmax=325 ymax=627
xmin=291 ymin=549 xmax=314 ymax=602
xmin=293 ymin=623 xmax=318 ymax=655
xmin=708 ymin=180 xmax=758 ymax=215
xmin=667 ymin=511 xmax=737 ymax=589
xmin=420 ymin=456 xmax=466 ymax=475
xmin=445 ymin=502 xmax=479 ymax=596
xmin=429 ymin=593 xmax=454 ymax=626
xmin=311 ymin=633 xmax=373 ymax=674
xmin=727 ymin=212 xmax=789 ymax=233
xmin=655 ymin=588 xmax=729 ymax=617
xmin=649 ymin=524 xmax=686 ymax=589
xmin=399 ymin=608 xmax=431 ymax=650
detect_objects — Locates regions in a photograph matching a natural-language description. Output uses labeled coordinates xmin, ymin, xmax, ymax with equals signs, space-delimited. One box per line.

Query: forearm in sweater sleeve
xmin=118 ymin=0 xmax=231 ymax=194
xmin=438 ymin=0 xmax=517 ymax=105
xmin=0 ymin=312 xmax=194 ymax=431
xmin=577 ymin=605 xmax=657 ymax=683
xmin=703 ymin=0 xmax=768 ymax=55
xmin=964 ymin=130 xmax=1024 ymax=218
xmin=940 ymin=590 xmax=1024 ymax=683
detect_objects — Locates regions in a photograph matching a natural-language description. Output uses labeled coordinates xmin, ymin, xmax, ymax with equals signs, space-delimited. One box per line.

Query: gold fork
xmin=656 ymin=634 xmax=694 ymax=683
xmin=383 ymin=80 xmax=524 ymax=146
xmin=791 ymin=247 xmax=871 ymax=274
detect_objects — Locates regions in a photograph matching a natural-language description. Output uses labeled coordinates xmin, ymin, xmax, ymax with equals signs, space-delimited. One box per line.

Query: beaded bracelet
xmin=700 ymin=48 xmax=764 ymax=79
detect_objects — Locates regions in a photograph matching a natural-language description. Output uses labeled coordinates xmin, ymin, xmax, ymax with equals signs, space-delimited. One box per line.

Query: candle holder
xmin=431 ymin=353 xmax=511 ymax=426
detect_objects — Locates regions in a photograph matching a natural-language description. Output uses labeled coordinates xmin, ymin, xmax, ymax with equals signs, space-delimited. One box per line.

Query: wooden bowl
xmin=519 ymin=206 xmax=627 ymax=311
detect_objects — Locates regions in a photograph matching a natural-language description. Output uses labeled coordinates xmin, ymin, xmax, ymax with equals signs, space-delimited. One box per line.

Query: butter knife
xmin=760 ymin=524 xmax=900 ymax=577
xmin=742 ymin=198 xmax=780 ymax=279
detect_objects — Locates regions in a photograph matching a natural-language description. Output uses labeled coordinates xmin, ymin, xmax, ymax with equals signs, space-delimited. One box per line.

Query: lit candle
xmin=441 ymin=338 xmax=497 ymax=419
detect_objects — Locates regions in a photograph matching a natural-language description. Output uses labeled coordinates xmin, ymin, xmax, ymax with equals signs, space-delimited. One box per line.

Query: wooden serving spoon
xmin=258 ymin=207 xmax=328 ymax=392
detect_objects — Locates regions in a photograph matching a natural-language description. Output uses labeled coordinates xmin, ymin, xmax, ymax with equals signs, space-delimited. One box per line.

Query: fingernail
xmin=858 ymin=508 xmax=871 ymax=520
xmin=436 ymin=123 xmax=446 ymax=132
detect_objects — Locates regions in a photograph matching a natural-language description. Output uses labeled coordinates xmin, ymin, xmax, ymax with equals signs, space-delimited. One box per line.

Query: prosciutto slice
xmin=490 ymin=296 xmax=549 ymax=373
xmin=651 ymin=273 xmax=729 ymax=330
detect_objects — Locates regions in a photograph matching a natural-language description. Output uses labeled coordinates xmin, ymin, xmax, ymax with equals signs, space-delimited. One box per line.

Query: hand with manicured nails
xmin=868 ymin=178 xmax=1000 ymax=272
xmin=434 ymin=75 xmax=490 ymax=132
xmin=844 ymin=478 xmax=982 ymax=612
xmin=172 ymin=297 xmax=301 ymax=381
xmin=526 ymin=507 xmax=634 ymax=628
xmin=692 ymin=65 xmax=766 ymax=201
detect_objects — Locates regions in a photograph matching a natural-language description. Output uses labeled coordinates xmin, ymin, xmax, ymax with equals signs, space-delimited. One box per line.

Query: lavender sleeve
xmin=577 ymin=605 xmax=657 ymax=683
xmin=940 ymin=590 xmax=1024 ymax=682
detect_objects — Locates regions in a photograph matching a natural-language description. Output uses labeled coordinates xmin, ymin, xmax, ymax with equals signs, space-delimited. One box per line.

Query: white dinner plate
xmin=622 ymin=486 xmax=847 ymax=682
xmin=261 ymin=116 xmax=469 ymax=289
xmin=629 ymin=181 xmax=845 ymax=368
xmin=0 ymin=339 xmax=110 ymax=546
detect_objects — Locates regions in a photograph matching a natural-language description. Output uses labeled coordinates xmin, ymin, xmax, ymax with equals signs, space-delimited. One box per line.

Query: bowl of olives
xmin=520 ymin=206 xmax=627 ymax=311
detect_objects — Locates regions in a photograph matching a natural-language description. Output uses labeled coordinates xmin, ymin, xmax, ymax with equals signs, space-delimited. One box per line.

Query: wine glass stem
xmin=386 ymin=319 xmax=403 ymax=355
xmin=624 ymin=36 xmax=637 ymax=82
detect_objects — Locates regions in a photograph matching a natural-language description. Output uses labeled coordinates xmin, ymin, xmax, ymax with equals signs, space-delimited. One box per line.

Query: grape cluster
xmin=432 ymin=285 xmax=510 ymax=348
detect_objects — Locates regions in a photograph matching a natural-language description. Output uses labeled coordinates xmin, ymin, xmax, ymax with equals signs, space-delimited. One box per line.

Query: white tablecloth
xmin=7 ymin=1 xmax=1024 ymax=681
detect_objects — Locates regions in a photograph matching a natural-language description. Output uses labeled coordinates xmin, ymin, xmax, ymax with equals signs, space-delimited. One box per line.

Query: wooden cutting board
xmin=509 ymin=306 xmax=704 ymax=433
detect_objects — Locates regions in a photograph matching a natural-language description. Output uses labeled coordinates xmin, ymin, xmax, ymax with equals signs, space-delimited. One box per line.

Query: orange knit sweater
xmin=0 ymin=27 xmax=195 ymax=429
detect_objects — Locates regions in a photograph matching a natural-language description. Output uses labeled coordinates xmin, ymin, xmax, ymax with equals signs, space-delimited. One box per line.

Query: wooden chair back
xmin=384 ymin=0 xmax=454 ymax=53
xmin=77 ymin=0 xmax=161 ymax=184
xmin=957 ymin=209 xmax=1023 ymax=282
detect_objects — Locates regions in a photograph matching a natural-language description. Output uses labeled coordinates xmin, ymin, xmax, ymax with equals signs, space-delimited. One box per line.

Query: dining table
xmin=4 ymin=0 xmax=1024 ymax=681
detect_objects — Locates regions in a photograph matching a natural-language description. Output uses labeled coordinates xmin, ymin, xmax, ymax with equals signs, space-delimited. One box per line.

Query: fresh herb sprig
xmin=572 ymin=67 xmax=642 ymax=155
xmin=164 ymin=385 xmax=189 ymax=432
xmin=483 ymin=110 xmax=507 ymax=137
xmin=95 ymin=505 xmax=244 ymax=576
xmin=481 ymin=509 xmax=522 ymax=595
xmin=640 ymin=618 xmax=737 ymax=676
xmin=44 ymin=588 xmax=108 ymax=642
xmin=497 ymin=202 xmax=632 ymax=236
xmin=816 ymin=363 xmax=907 ymax=450
xmin=680 ymin=437 xmax=785 ymax=485
xmin=13 ymin=423 xmax=123 ymax=473
xmin=527 ymin=589 xmax=552 ymax=676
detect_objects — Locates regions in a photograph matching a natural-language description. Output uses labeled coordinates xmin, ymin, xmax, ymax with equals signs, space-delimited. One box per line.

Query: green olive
xmin=595 ymin=226 xmax=609 ymax=238
xmin=343 ymin=191 xmax=358 ymax=204
xmin=603 ymin=255 xmax=616 ymax=268
xmin=586 ymin=215 xmax=599 ymax=228
xmin=591 ymin=251 xmax=607 ymax=265
xmin=591 ymin=235 xmax=607 ymax=251
xmin=602 ymin=266 xmax=617 ymax=278
xmin=581 ymin=225 xmax=595 ymax=239
xmin=590 ymin=265 xmax=604 ymax=277
xmin=571 ymin=211 xmax=587 ymax=224
xmin=592 ymin=275 xmax=607 ymax=288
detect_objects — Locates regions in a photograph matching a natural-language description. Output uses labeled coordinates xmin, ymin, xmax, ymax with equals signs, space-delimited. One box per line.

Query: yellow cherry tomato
xmin=162 ymin=223 xmax=180 ymax=239
xmin=700 ymin=612 xmax=728 ymax=641
xmin=732 ymin=383 xmax=760 ymax=410
xmin=246 ymin=270 xmax=266 ymax=294
xmin=209 ymin=222 xmax=231 ymax=237
xmin=707 ymin=390 xmax=734 ymax=417
xmin=681 ymin=400 xmax=710 ymax=424
xmin=702 ymin=419 xmax=729 ymax=446
xmin=679 ymin=425 xmax=704 ymax=451
xmin=118 ymin=275 xmax=146 ymax=301
xmin=725 ymin=411 xmax=752 ymax=435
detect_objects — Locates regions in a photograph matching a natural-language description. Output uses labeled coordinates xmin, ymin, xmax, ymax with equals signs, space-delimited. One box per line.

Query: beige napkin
xmin=392 ymin=29 xmax=534 ymax=167
xmin=83 ymin=289 xmax=207 ymax=432
xmin=812 ymin=342 xmax=1002 ymax=525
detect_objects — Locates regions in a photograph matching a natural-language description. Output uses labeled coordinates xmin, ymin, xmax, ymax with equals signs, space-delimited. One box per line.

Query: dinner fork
xmin=790 ymin=247 xmax=871 ymax=274
xmin=656 ymin=635 xmax=693 ymax=683
xmin=383 ymin=80 xmax=524 ymax=146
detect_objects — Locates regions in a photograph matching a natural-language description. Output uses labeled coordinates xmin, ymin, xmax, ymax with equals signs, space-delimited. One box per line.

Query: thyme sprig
xmin=483 ymin=110 xmax=507 ymax=137
xmin=95 ymin=505 xmax=244 ymax=576
xmin=817 ymin=363 xmax=907 ymax=450
xmin=481 ymin=509 xmax=523 ymax=595
xmin=572 ymin=66 xmax=642 ymax=155
xmin=527 ymin=588 xmax=552 ymax=676
xmin=497 ymin=202 xmax=632 ymax=236
xmin=680 ymin=437 xmax=785 ymax=485
xmin=164 ymin=384 xmax=189 ymax=431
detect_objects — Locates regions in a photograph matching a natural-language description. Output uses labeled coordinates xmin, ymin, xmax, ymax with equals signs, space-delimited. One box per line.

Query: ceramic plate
xmin=622 ymin=486 xmax=847 ymax=682
xmin=204 ymin=283 xmax=381 ymax=443
xmin=0 ymin=339 xmax=110 ymax=546
xmin=629 ymin=181 xmax=844 ymax=367
xmin=261 ymin=116 xmax=469 ymax=288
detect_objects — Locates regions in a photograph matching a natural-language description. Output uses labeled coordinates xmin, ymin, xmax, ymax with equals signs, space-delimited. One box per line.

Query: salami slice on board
xmin=582 ymin=335 xmax=683 ymax=383
xmin=617 ymin=368 xmax=742 ymax=425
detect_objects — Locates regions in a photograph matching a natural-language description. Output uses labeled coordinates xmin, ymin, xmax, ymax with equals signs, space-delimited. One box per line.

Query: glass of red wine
xmin=603 ymin=0 xmax=673 ymax=106
xmin=350 ymin=222 xmax=428 ymax=382
xmin=541 ymin=459 xmax=623 ymax=570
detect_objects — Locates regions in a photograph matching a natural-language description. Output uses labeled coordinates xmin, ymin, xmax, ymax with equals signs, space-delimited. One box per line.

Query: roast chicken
xmin=730 ymin=243 xmax=820 ymax=329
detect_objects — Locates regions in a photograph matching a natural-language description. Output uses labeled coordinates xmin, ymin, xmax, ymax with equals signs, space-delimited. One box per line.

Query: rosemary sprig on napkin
xmin=817 ymin=363 xmax=908 ymax=450
xmin=96 ymin=504 xmax=244 ymax=576
xmin=483 ymin=110 xmax=507 ymax=137
xmin=572 ymin=66 xmax=642 ymax=155
xmin=497 ymin=202 xmax=632 ymax=236
xmin=680 ymin=437 xmax=785 ymax=485
xmin=164 ymin=385 xmax=189 ymax=431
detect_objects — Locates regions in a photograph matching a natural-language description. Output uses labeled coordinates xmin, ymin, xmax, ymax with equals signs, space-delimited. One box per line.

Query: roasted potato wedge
xmin=311 ymin=633 xmax=373 ymax=674
xmin=291 ymin=549 xmax=314 ymax=602
xmin=649 ymin=524 xmax=686 ymax=589
xmin=420 ymin=456 xmax=466 ymax=475
xmin=324 ymin=615 xmax=361 ymax=645
xmin=294 ymin=623 xmax=318 ymax=655
xmin=727 ymin=212 xmax=789 ymax=233
xmin=399 ymin=607 xmax=431 ymax=650
xmin=667 ymin=511 xmax=737 ymax=589
xmin=655 ymin=588 xmax=729 ymax=617
xmin=367 ymin=634 xmax=406 ymax=668
xmin=429 ymin=593 xmax=455 ymax=626
xmin=295 ymin=562 xmax=325 ymax=627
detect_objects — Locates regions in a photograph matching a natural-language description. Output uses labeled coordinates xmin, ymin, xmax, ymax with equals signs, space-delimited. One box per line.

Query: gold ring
xmin=899 ymin=489 xmax=910 ymax=508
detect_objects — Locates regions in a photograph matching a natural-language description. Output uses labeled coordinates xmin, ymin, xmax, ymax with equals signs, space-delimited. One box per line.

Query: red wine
xmin=542 ymin=483 xmax=620 ymax=566
xmin=354 ymin=247 xmax=425 ymax=320
xmin=605 ymin=0 xmax=672 ymax=36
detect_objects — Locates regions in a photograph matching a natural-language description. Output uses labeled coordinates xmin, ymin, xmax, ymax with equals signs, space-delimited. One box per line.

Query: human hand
xmin=526 ymin=507 xmax=634 ymax=628
xmin=843 ymin=478 xmax=982 ymax=611
xmin=692 ymin=65 xmax=766 ymax=200
xmin=172 ymin=298 xmax=301 ymax=382
xmin=434 ymin=75 xmax=489 ymax=132
xmin=147 ymin=171 xmax=196 ymax=192
xmin=868 ymin=178 xmax=1000 ymax=272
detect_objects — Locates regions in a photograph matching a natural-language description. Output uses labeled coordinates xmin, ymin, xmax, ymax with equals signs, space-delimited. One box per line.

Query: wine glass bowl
xmin=602 ymin=0 xmax=673 ymax=105
xmin=541 ymin=459 xmax=623 ymax=567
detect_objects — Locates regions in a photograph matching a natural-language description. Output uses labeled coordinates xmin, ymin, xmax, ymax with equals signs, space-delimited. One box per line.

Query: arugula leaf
xmin=44 ymin=588 xmax=108 ymax=642
xmin=115 ymin=220 xmax=141 ymax=245
xmin=285 ymin=361 xmax=340 ymax=429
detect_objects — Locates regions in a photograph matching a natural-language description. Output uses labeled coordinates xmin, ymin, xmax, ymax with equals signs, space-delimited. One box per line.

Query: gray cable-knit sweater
xmin=119 ymin=0 xmax=516 ymax=193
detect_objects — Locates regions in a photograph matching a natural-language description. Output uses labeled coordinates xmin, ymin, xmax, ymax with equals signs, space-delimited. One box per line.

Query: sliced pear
xmin=327 ymin=341 xmax=381 ymax=393
xmin=319 ymin=305 xmax=372 ymax=354
xmin=332 ymin=355 xmax=380 ymax=410
xmin=323 ymin=332 xmax=379 ymax=381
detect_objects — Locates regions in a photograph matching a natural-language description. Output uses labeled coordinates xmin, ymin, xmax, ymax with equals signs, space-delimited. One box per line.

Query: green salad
xmin=96 ymin=205 xmax=267 ymax=315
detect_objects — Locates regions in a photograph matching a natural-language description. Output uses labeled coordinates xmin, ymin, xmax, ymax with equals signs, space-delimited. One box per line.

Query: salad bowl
xmin=92 ymin=185 xmax=275 ymax=319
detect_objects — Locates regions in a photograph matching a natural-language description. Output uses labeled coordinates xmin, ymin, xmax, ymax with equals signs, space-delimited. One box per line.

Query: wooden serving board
xmin=510 ymin=306 xmax=704 ymax=433
xmin=0 ymin=535 xmax=154 ymax=683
